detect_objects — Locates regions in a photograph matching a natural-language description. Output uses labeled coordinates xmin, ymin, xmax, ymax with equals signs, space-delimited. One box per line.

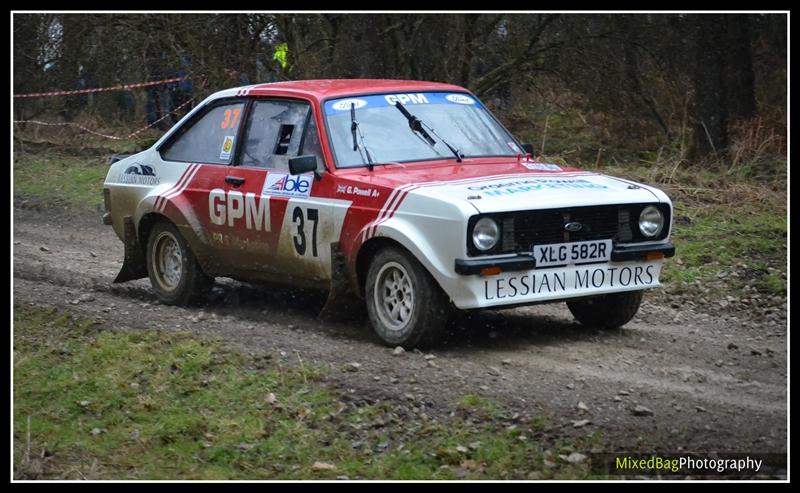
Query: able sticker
xmin=219 ymin=135 xmax=235 ymax=160
xmin=262 ymin=172 xmax=313 ymax=197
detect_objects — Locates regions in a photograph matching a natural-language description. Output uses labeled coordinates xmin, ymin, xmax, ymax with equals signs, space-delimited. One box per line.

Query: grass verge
xmin=14 ymin=305 xmax=594 ymax=480
xmin=12 ymin=126 xmax=154 ymax=209
xmin=13 ymin=149 xmax=110 ymax=210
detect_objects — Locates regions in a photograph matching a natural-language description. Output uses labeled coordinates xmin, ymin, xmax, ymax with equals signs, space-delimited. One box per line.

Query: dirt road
xmin=12 ymin=205 xmax=787 ymax=453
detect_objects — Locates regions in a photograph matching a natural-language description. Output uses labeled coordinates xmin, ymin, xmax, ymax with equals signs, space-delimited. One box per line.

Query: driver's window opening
xmin=274 ymin=125 xmax=295 ymax=155
xmin=239 ymin=101 xmax=310 ymax=170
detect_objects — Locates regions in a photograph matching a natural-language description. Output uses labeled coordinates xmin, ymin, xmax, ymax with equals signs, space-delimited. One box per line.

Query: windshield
xmin=324 ymin=92 xmax=523 ymax=168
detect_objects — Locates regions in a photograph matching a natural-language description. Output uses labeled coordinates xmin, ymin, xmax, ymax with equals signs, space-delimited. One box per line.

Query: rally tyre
xmin=566 ymin=290 xmax=644 ymax=329
xmin=145 ymin=221 xmax=213 ymax=306
xmin=365 ymin=246 xmax=450 ymax=348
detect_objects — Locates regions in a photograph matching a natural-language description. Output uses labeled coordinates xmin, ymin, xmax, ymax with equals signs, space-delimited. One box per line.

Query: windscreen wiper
xmin=393 ymin=101 xmax=462 ymax=163
xmin=351 ymin=102 xmax=374 ymax=170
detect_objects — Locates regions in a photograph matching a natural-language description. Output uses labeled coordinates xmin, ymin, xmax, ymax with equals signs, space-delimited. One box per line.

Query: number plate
xmin=533 ymin=239 xmax=612 ymax=268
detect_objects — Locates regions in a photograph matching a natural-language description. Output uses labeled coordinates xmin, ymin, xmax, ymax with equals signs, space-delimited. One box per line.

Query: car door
xmin=156 ymin=98 xmax=251 ymax=275
xmin=232 ymin=98 xmax=352 ymax=286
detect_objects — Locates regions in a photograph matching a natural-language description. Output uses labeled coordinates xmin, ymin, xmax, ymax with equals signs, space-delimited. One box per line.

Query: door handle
xmin=225 ymin=176 xmax=245 ymax=187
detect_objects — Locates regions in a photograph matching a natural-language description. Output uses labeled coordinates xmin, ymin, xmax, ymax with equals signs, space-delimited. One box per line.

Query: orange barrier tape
xmin=13 ymin=97 xmax=197 ymax=140
xmin=13 ymin=77 xmax=188 ymax=99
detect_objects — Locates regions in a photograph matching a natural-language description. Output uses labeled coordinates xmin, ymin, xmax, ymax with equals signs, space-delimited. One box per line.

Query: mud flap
xmin=318 ymin=242 xmax=366 ymax=323
xmin=113 ymin=215 xmax=148 ymax=283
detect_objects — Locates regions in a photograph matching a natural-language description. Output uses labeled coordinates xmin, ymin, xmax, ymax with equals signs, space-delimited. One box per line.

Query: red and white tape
xmin=13 ymin=96 xmax=197 ymax=140
xmin=13 ymin=76 xmax=188 ymax=99
xmin=12 ymin=120 xmax=126 ymax=140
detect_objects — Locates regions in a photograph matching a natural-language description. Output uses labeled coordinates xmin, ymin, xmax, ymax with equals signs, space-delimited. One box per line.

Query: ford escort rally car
xmin=103 ymin=79 xmax=675 ymax=347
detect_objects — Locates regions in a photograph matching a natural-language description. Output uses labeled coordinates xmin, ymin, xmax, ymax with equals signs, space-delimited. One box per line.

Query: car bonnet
xmin=405 ymin=171 xmax=663 ymax=214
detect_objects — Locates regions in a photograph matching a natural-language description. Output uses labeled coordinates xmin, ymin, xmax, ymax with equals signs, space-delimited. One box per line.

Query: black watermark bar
xmin=590 ymin=452 xmax=787 ymax=479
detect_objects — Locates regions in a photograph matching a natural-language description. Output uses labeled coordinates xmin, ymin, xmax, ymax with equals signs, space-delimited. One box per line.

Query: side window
xmin=240 ymin=100 xmax=311 ymax=171
xmin=161 ymin=102 xmax=245 ymax=164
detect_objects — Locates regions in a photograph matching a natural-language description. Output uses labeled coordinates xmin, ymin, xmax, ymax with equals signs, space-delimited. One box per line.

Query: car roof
xmin=213 ymin=79 xmax=471 ymax=102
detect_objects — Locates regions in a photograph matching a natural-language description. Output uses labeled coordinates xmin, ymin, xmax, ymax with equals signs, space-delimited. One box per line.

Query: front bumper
xmin=610 ymin=242 xmax=676 ymax=262
xmin=447 ymin=259 xmax=665 ymax=309
xmin=454 ymin=242 xmax=675 ymax=275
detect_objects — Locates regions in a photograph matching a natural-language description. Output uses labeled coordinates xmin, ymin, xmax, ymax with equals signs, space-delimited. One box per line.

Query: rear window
xmin=161 ymin=102 xmax=245 ymax=164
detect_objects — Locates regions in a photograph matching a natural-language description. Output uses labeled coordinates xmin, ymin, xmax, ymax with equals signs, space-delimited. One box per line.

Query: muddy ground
xmin=12 ymin=204 xmax=787 ymax=454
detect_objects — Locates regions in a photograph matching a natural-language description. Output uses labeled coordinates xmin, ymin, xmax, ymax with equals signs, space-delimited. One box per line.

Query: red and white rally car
xmin=104 ymin=79 xmax=675 ymax=347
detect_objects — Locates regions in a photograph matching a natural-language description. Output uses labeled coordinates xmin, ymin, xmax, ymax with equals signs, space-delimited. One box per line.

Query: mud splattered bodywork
xmin=104 ymin=79 xmax=675 ymax=335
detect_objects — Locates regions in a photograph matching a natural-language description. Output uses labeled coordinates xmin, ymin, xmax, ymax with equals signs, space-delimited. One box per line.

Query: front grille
xmin=466 ymin=203 xmax=670 ymax=256
xmin=513 ymin=206 xmax=621 ymax=247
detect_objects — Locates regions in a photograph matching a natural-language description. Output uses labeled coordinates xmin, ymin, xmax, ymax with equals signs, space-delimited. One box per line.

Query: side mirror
xmin=288 ymin=155 xmax=321 ymax=180
xmin=521 ymin=143 xmax=535 ymax=155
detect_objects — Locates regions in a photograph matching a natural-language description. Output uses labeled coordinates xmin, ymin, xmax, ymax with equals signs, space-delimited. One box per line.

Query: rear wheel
xmin=145 ymin=221 xmax=213 ymax=305
xmin=365 ymin=246 xmax=450 ymax=348
xmin=566 ymin=290 xmax=644 ymax=329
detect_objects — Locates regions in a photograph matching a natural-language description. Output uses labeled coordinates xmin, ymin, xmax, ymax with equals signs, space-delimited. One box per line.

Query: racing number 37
xmin=292 ymin=207 xmax=318 ymax=257
xmin=220 ymin=108 xmax=241 ymax=129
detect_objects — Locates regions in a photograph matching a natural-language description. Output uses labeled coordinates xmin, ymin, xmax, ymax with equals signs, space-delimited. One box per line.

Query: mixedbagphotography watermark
xmin=591 ymin=453 xmax=787 ymax=478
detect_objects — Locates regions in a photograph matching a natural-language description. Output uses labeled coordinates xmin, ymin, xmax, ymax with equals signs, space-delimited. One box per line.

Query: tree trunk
xmin=693 ymin=15 xmax=728 ymax=158
xmin=724 ymin=14 xmax=757 ymax=120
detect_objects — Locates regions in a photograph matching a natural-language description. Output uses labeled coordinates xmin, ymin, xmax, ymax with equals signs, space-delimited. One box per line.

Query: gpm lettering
xmin=384 ymin=93 xmax=429 ymax=105
xmin=208 ymin=189 xmax=271 ymax=231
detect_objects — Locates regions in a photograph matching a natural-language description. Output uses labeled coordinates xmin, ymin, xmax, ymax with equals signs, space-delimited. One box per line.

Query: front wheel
xmin=145 ymin=221 xmax=213 ymax=305
xmin=566 ymin=290 xmax=644 ymax=329
xmin=365 ymin=246 xmax=450 ymax=348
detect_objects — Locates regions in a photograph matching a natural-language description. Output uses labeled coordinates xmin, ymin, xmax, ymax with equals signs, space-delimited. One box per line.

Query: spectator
xmin=145 ymin=51 xmax=176 ymax=129
xmin=169 ymin=53 xmax=194 ymax=117
xmin=225 ymin=67 xmax=250 ymax=86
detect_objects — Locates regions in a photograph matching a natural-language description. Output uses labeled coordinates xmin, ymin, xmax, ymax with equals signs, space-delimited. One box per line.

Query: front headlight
xmin=639 ymin=206 xmax=664 ymax=238
xmin=472 ymin=217 xmax=500 ymax=251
